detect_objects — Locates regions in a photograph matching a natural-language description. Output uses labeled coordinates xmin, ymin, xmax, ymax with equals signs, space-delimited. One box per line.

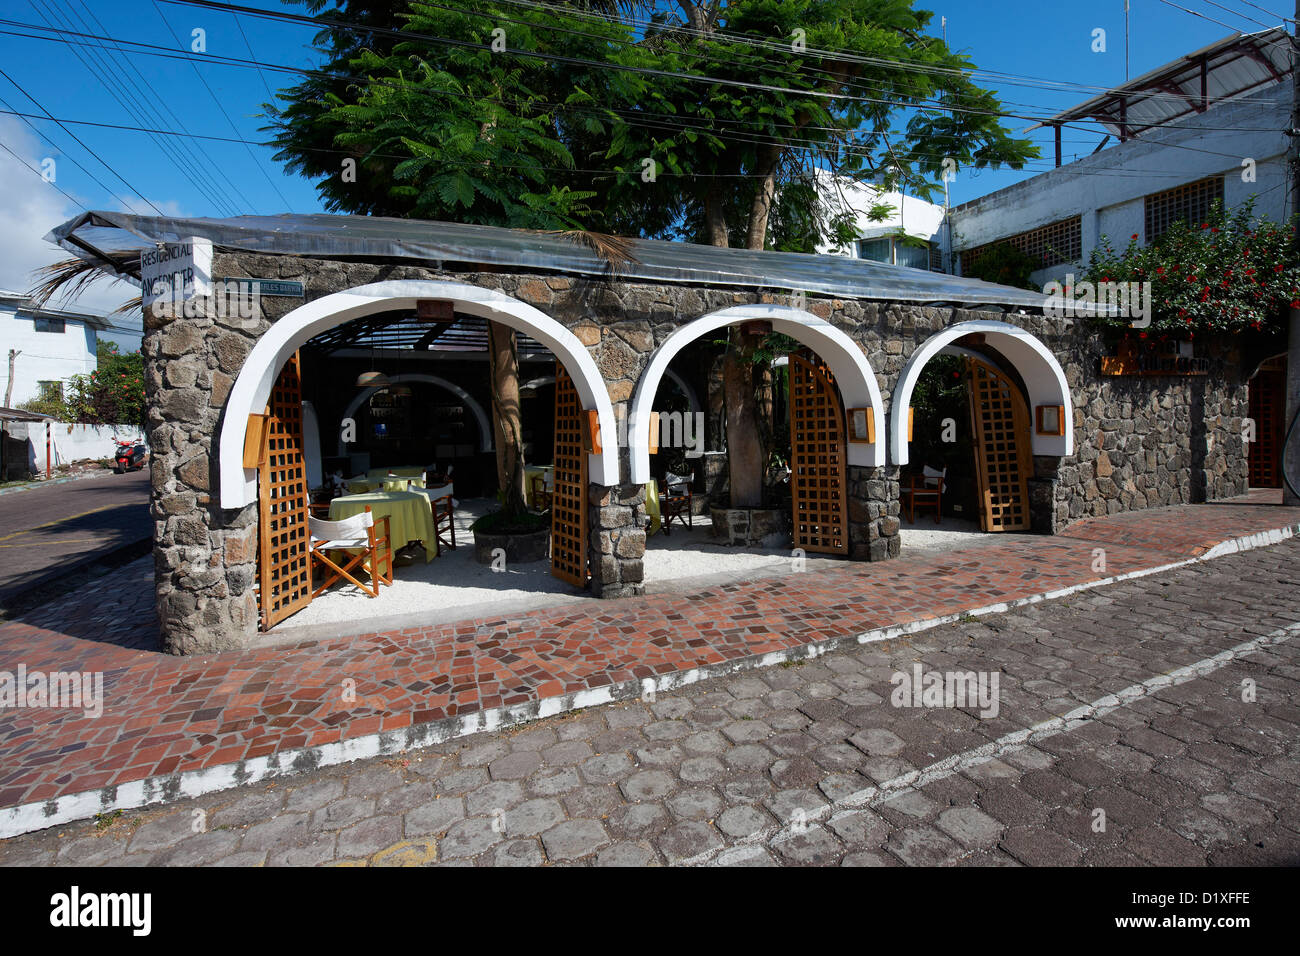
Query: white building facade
xmin=948 ymin=28 xmax=1291 ymax=287
xmin=0 ymin=290 xmax=110 ymax=406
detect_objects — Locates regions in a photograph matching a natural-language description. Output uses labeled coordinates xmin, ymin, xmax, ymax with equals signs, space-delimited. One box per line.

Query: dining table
xmin=347 ymin=466 xmax=429 ymax=494
xmin=328 ymin=489 xmax=438 ymax=562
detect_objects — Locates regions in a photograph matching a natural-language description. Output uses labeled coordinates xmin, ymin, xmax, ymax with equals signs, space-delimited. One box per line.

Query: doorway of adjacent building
xmin=1248 ymin=356 xmax=1285 ymax=489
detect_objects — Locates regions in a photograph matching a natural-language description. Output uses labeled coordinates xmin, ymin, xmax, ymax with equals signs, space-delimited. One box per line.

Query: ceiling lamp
xmin=356 ymin=370 xmax=389 ymax=387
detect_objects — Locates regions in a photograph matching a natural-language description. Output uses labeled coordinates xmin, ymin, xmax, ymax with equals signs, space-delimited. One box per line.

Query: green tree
xmin=268 ymin=0 xmax=1037 ymax=508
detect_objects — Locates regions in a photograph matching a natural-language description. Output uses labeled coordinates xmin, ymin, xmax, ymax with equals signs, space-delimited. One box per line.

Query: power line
xmin=64 ymin=0 xmax=256 ymax=216
xmin=1154 ymin=0 xmax=1247 ymax=30
xmin=0 ymin=64 xmax=165 ymax=215
xmin=0 ymin=136 xmax=87 ymax=209
xmin=0 ymin=89 xmax=141 ymax=212
xmin=150 ymin=0 xmax=294 ymax=212
xmin=26 ymin=0 xmax=241 ymax=216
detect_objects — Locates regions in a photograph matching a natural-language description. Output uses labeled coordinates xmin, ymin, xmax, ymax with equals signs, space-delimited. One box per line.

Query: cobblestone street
xmin=4 ymin=536 xmax=1297 ymax=867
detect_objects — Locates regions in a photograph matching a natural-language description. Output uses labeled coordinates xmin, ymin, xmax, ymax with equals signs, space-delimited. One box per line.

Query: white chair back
xmin=922 ymin=465 xmax=947 ymax=492
xmin=310 ymin=510 xmax=373 ymax=544
xmin=665 ymin=471 xmax=690 ymax=493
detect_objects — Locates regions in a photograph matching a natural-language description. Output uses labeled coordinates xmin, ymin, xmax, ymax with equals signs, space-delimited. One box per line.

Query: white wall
xmin=45 ymin=423 xmax=146 ymax=466
xmin=0 ymin=303 xmax=98 ymax=406
xmin=950 ymin=84 xmax=1291 ymax=286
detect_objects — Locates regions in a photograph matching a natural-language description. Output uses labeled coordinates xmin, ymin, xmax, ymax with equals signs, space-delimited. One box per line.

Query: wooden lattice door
xmin=789 ymin=352 xmax=849 ymax=554
xmin=256 ymin=352 xmax=312 ymax=629
xmin=551 ymin=363 xmax=588 ymax=586
xmin=966 ymin=357 xmax=1033 ymax=532
xmin=1248 ymin=361 xmax=1284 ymax=488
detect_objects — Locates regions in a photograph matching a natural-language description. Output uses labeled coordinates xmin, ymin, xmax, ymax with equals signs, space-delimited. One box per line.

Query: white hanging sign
xmin=141 ymin=238 xmax=213 ymax=308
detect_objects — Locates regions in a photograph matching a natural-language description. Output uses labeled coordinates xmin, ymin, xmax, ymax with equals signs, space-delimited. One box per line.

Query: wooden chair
xmin=530 ymin=470 xmax=554 ymax=511
xmin=432 ymin=494 xmax=457 ymax=555
xmin=901 ymin=465 xmax=946 ymax=524
xmin=660 ymin=471 xmax=693 ymax=535
xmin=309 ymin=505 xmax=393 ymax=598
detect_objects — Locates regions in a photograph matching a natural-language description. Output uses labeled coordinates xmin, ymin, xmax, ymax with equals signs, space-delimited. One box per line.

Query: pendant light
xmin=355 ymin=319 xmax=390 ymax=387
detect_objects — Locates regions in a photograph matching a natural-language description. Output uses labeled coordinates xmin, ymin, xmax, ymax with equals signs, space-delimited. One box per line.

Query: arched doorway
xmin=629 ymin=304 xmax=885 ymax=584
xmin=892 ymin=321 xmax=1072 ymax=533
xmin=216 ymin=280 xmax=620 ymax=629
xmin=337 ymin=373 xmax=495 ymax=457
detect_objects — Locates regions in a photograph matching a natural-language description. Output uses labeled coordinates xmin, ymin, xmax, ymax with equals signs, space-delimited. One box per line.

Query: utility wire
xmin=27 ymin=0 xmax=240 ymax=215
xmin=150 ymin=0 xmax=294 ymax=211
xmin=0 ymin=136 xmax=88 ymax=209
xmin=64 ymin=0 xmax=255 ymax=215
xmin=0 ymin=64 xmax=165 ymax=214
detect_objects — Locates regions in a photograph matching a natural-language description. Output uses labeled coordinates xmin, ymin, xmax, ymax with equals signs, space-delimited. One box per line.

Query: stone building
xmin=49 ymin=212 xmax=1255 ymax=654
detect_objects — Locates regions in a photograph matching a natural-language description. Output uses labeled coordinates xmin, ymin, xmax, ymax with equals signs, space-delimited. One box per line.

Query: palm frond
xmin=28 ymin=256 xmax=139 ymax=315
xmin=542 ymin=229 xmax=640 ymax=273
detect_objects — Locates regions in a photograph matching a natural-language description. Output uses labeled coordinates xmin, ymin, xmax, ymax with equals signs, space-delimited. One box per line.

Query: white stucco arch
xmin=218 ymin=280 xmax=619 ymax=508
xmin=628 ymin=304 xmax=886 ymax=485
xmin=337 ymin=373 xmax=494 ymax=455
xmin=890 ymin=320 xmax=1073 ymax=466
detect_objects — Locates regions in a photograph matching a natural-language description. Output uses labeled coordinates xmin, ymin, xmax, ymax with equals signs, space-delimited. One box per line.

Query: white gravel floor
xmin=268 ymin=499 xmax=1007 ymax=642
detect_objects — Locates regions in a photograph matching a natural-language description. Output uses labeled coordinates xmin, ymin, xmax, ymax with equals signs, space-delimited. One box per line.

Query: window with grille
xmin=1144 ymin=176 xmax=1224 ymax=243
xmin=856 ymin=236 xmax=933 ymax=270
xmin=33 ymin=316 xmax=65 ymax=333
xmin=37 ymin=380 xmax=63 ymax=402
xmin=961 ymin=216 xmax=1082 ymax=272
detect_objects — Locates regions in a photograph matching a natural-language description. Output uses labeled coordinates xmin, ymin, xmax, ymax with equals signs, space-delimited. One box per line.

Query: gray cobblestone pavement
xmin=3 ymin=538 xmax=1299 ymax=867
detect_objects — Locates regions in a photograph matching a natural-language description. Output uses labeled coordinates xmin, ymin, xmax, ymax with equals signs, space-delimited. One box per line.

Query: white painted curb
xmin=1 ymin=519 xmax=1296 ymax=840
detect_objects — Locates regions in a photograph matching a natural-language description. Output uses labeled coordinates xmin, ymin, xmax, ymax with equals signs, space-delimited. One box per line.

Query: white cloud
xmin=0 ymin=116 xmax=182 ymax=345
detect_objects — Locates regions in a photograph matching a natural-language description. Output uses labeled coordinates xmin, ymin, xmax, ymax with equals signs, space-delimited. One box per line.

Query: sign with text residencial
xmin=140 ymin=238 xmax=212 ymax=308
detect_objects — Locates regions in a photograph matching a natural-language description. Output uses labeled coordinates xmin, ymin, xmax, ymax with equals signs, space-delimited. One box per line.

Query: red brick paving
xmin=0 ymin=493 xmax=1297 ymax=814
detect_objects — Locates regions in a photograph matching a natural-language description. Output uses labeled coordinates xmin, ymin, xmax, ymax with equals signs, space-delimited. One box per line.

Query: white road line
xmin=683 ymin=619 xmax=1300 ymax=866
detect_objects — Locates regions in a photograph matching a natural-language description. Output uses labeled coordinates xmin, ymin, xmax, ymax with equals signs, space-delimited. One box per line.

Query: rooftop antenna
xmin=941 ymin=15 xmax=947 ymax=44
xmin=1125 ymin=1 xmax=1130 ymax=82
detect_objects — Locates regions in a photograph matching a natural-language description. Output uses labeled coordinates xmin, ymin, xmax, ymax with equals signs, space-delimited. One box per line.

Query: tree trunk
xmin=704 ymin=189 xmax=729 ymax=248
xmin=487 ymin=320 xmax=527 ymax=515
xmin=746 ymin=143 xmax=782 ymax=251
xmin=724 ymin=328 xmax=764 ymax=507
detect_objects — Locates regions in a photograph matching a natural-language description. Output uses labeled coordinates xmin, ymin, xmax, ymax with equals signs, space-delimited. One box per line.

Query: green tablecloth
xmin=524 ymin=465 xmax=554 ymax=508
xmin=329 ymin=490 xmax=437 ymax=563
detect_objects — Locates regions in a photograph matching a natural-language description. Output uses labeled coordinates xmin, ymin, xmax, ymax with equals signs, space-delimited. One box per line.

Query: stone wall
xmin=139 ymin=250 xmax=1251 ymax=654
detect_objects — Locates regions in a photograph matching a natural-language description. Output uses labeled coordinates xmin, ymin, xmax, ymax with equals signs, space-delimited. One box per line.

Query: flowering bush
xmin=65 ymin=341 xmax=145 ymax=426
xmin=1084 ymin=199 xmax=1299 ymax=336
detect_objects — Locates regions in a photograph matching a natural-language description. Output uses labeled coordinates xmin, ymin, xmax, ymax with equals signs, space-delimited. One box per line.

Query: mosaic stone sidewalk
xmin=1 ymin=494 xmax=1297 ymax=831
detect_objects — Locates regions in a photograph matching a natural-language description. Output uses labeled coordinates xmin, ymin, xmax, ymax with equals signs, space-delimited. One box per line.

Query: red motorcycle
xmin=112 ymin=436 xmax=147 ymax=474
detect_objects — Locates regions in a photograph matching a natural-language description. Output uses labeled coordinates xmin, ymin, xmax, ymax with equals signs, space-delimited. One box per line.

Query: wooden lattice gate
xmin=1248 ymin=359 xmax=1285 ymax=488
xmin=789 ymin=352 xmax=849 ymax=554
xmin=256 ymin=353 xmax=312 ymax=629
xmin=551 ymin=363 xmax=588 ymax=586
xmin=966 ymin=357 xmax=1033 ymax=532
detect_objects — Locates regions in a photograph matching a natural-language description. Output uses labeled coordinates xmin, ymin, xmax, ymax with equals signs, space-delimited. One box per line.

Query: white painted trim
xmin=337 ymin=373 xmax=494 ymax=455
xmin=218 ymin=280 xmax=618 ymax=508
xmin=628 ymin=304 xmax=885 ymax=484
xmin=890 ymin=320 xmax=1073 ymax=466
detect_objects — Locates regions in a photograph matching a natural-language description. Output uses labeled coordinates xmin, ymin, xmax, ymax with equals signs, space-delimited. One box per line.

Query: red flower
xmin=1139 ymin=332 xmax=1147 ymax=339
xmin=1131 ymin=233 xmax=1139 ymax=240
xmin=1275 ymin=263 xmax=1284 ymax=273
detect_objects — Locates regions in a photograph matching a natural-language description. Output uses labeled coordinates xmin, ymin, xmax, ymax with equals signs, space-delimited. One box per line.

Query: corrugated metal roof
xmin=47 ymin=210 xmax=1054 ymax=311
xmin=1028 ymin=27 xmax=1290 ymax=138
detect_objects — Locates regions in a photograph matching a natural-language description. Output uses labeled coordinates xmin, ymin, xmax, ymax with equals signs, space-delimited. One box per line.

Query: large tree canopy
xmin=267 ymin=0 xmax=1037 ymax=250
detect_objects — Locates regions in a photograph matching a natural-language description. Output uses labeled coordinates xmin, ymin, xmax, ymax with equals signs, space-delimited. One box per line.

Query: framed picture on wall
xmin=848 ymin=408 xmax=874 ymax=443
xmin=1036 ymin=404 xmax=1064 ymax=436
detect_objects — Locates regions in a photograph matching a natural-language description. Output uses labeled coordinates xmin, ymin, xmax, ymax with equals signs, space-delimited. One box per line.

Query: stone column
xmin=145 ymin=296 xmax=262 ymax=655
xmin=1028 ymin=456 xmax=1063 ymax=534
xmin=587 ymin=483 xmax=646 ymax=598
xmin=847 ymin=465 xmax=900 ymax=560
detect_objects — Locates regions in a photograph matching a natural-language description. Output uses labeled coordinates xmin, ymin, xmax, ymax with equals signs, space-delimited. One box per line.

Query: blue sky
xmin=0 ymin=0 xmax=1288 ymax=347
